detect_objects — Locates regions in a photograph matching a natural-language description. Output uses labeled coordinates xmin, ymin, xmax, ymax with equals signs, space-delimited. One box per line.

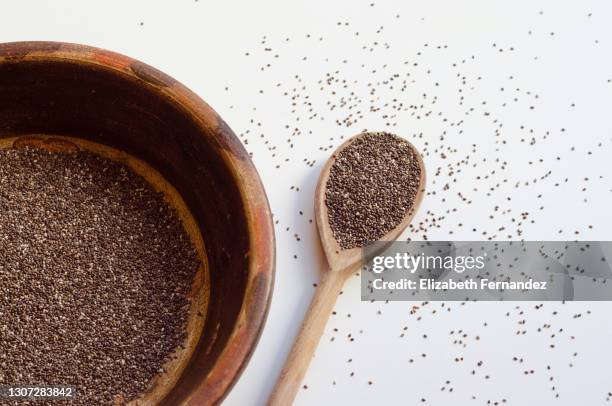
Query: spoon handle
xmin=269 ymin=269 xmax=349 ymax=406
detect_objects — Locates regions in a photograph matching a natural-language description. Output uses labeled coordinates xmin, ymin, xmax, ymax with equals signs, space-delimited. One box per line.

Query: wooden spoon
xmin=269 ymin=133 xmax=426 ymax=405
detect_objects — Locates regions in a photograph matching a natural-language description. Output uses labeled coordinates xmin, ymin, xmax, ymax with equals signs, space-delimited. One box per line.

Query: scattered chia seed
xmin=0 ymin=146 xmax=199 ymax=405
xmin=227 ymin=3 xmax=609 ymax=402
xmin=325 ymin=132 xmax=421 ymax=249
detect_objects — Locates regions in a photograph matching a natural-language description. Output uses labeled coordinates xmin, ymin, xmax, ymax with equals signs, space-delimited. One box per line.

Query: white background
xmin=2 ymin=1 xmax=612 ymax=405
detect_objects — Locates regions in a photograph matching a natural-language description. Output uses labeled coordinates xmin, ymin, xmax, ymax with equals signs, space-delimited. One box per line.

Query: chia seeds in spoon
xmin=325 ymin=132 xmax=422 ymax=249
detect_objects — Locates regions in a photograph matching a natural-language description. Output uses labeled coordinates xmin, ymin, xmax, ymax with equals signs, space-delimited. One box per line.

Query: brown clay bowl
xmin=0 ymin=41 xmax=275 ymax=405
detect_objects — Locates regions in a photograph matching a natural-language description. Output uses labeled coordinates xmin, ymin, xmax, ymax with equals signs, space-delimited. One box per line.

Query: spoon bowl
xmin=315 ymin=133 xmax=427 ymax=272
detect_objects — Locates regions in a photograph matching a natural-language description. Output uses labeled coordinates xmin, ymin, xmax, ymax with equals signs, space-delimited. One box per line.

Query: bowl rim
xmin=0 ymin=40 xmax=275 ymax=405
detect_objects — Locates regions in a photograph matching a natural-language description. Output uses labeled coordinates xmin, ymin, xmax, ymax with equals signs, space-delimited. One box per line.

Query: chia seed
xmin=0 ymin=145 xmax=199 ymax=405
xmin=325 ymin=132 xmax=422 ymax=249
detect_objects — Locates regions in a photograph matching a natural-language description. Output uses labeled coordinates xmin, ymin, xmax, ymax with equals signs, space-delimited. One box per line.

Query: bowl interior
xmin=0 ymin=44 xmax=270 ymax=405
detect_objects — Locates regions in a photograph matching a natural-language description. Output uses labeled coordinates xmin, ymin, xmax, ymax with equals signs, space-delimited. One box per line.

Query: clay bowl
xmin=0 ymin=41 xmax=275 ymax=405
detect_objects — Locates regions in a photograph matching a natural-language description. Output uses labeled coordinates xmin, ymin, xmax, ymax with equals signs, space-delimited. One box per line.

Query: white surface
xmin=2 ymin=1 xmax=612 ymax=405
